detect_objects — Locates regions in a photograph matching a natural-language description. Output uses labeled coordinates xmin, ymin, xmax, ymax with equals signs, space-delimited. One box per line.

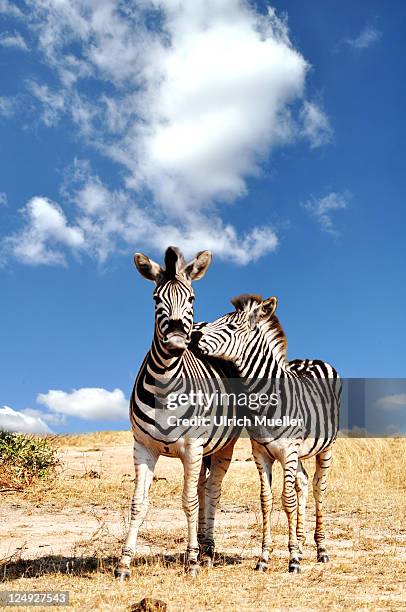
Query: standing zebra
xmin=115 ymin=247 xmax=239 ymax=580
xmin=197 ymin=294 xmax=340 ymax=573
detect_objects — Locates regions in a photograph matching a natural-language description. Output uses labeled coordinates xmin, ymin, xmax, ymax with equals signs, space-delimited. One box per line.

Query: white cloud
xmin=302 ymin=192 xmax=348 ymax=235
xmin=0 ymin=30 xmax=28 ymax=50
xmin=3 ymin=1 xmax=331 ymax=265
xmin=120 ymin=4 xmax=308 ymax=213
xmin=376 ymin=394 xmax=406 ymax=411
xmin=3 ymin=161 xmax=279 ymax=267
xmin=0 ymin=405 xmax=52 ymax=434
xmin=0 ymin=192 xmax=6 ymax=206
xmin=68 ymin=161 xmax=279 ymax=263
xmin=0 ymin=0 xmax=23 ymax=18
xmin=301 ymin=101 xmax=333 ymax=149
xmin=37 ymin=387 xmax=129 ymax=421
xmin=3 ymin=196 xmax=85 ymax=265
xmin=345 ymin=25 xmax=382 ymax=50
xmin=22 ymin=407 xmax=66 ymax=426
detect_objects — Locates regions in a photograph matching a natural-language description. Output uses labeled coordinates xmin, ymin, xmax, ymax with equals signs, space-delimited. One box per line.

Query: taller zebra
xmin=197 ymin=294 xmax=341 ymax=573
xmin=115 ymin=247 xmax=238 ymax=580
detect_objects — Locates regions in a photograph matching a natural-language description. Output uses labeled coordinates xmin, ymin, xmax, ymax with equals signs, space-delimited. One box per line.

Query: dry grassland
xmin=1 ymin=433 xmax=406 ymax=611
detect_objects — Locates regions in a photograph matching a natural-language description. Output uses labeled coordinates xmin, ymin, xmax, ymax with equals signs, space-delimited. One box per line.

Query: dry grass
xmin=52 ymin=430 xmax=133 ymax=449
xmin=1 ymin=434 xmax=406 ymax=611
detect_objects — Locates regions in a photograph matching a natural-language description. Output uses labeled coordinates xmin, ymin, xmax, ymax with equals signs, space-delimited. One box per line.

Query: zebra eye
xmin=188 ymin=295 xmax=195 ymax=304
xmin=227 ymin=323 xmax=238 ymax=331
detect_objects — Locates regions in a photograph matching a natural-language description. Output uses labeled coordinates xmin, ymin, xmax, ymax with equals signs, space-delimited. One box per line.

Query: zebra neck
xmin=238 ymin=320 xmax=288 ymax=379
xmin=149 ymin=333 xmax=185 ymax=377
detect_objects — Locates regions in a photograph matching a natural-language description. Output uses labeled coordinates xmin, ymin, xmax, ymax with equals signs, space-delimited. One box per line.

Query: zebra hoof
xmin=288 ymin=560 xmax=301 ymax=574
xmin=255 ymin=560 xmax=268 ymax=572
xmin=317 ymin=553 xmax=329 ymax=563
xmin=186 ymin=564 xmax=200 ymax=577
xmin=200 ymin=556 xmax=213 ymax=569
xmin=114 ymin=567 xmax=131 ymax=581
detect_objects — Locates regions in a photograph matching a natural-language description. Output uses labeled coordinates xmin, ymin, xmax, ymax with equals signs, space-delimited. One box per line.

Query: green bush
xmin=0 ymin=430 xmax=59 ymax=488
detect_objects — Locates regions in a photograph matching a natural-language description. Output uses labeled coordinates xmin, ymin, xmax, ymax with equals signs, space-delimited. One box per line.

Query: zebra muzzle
xmin=164 ymin=333 xmax=188 ymax=350
xmin=164 ymin=320 xmax=189 ymax=350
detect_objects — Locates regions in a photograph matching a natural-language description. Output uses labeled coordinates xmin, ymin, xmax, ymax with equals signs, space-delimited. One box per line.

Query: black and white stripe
xmin=116 ymin=247 xmax=239 ymax=580
xmin=198 ymin=294 xmax=341 ymax=573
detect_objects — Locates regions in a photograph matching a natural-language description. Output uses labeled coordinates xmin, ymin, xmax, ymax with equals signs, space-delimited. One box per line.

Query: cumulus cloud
xmin=0 ymin=192 xmax=6 ymax=205
xmin=2 ymin=161 xmax=277 ymax=265
xmin=3 ymin=196 xmax=84 ymax=265
xmin=0 ymin=30 xmax=28 ymax=50
xmin=344 ymin=25 xmax=382 ymax=50
xmin=376 ymin=394 xmax=406 ymax=411
xmin=120 ymin=4 xmax=307 ymax=212
xmin=3 ymin=1 xmax=331 ymax=265
xmin=37 ymin=387 xmax=129 ymax=421
xmin=302 ymin=192 xmax=348 ymax=235
xmin=0 ymin=405 xmax=52 ymax=434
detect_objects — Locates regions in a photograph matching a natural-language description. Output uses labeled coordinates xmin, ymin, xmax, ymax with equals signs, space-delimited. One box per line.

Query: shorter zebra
xmin=197 ymin=294 xmax=341 ymax=573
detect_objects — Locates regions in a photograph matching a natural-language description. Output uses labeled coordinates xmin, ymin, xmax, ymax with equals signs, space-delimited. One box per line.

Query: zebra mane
xmin=164 ymin=246 xmax=186 ymax=280
xmin=231 ymin=294 xmax=263 ymax=311
xmin=268 ymin=313 xmax=288 ymax=357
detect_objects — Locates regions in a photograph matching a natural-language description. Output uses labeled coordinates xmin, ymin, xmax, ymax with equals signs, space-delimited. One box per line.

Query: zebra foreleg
xmin=281 ymin=450 xmax=301 ymax=573
xmin=197 ymin=458 xmax=210 ymax=550
xmin=295 ymin=459 xmax=308 ymax=559
xmin=252 ymin=446 xmax=274 ymax=572
xmin=313 ymin=448 xmax=332 ymax=563
xmin=181 ymin=443 xmax=204 ymax=576
xmin=200 ymin=444 xmax=234 ymax=567
xmin=115 ymin=442 xmax=158 ymax=581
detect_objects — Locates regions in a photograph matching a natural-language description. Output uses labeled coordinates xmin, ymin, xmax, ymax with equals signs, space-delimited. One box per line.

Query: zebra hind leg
xmin=252 ymin=445 xmax=274 ymax=572
xmin=197 ymin=456 xmax=210 ymax=553
xmin=115 ymin=443 xmax=158 ymax=581
xmin=295 ymin=459 xmax=308 ymax=560
xmin=313 ymin=448 xmax=333 ymax=564
xmin=281 ymin=450 xmax=301 ymax=573
xmin=200 ymin=444 xmax=235 ymax=568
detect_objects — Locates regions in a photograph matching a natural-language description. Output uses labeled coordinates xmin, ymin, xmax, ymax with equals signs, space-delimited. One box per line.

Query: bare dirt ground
xmin=1 ymin=433 xmax=406 ymax=611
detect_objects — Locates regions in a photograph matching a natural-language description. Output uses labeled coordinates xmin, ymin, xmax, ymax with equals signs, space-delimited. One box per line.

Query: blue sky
xmin=0 ymin=0 xmax=405 ymax=435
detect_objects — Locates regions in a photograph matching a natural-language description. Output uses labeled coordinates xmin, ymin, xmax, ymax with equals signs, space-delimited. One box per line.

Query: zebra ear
xmin=248 ymin=297 xmax=277 ymax=329
xmin=134 ymin=252 xmax=163 ymax=282
xmin=248 ymin=303 xmax=262 ymax=329
xmin=182 ymin=250 xmax=212 ymax=282
xmin=262 ymin=296 xmax=278 ymax=318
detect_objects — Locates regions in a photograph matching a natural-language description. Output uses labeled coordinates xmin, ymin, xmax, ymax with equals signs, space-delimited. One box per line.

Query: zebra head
xmin=198 ymin=294 xmax=278 ymax=362
xmin=134 ymin=246 xmax=212 ymax=353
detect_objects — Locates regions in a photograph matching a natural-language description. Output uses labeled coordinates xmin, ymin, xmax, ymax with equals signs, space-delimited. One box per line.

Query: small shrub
xmin=0 ymin=430 xmax=59 ymax=489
